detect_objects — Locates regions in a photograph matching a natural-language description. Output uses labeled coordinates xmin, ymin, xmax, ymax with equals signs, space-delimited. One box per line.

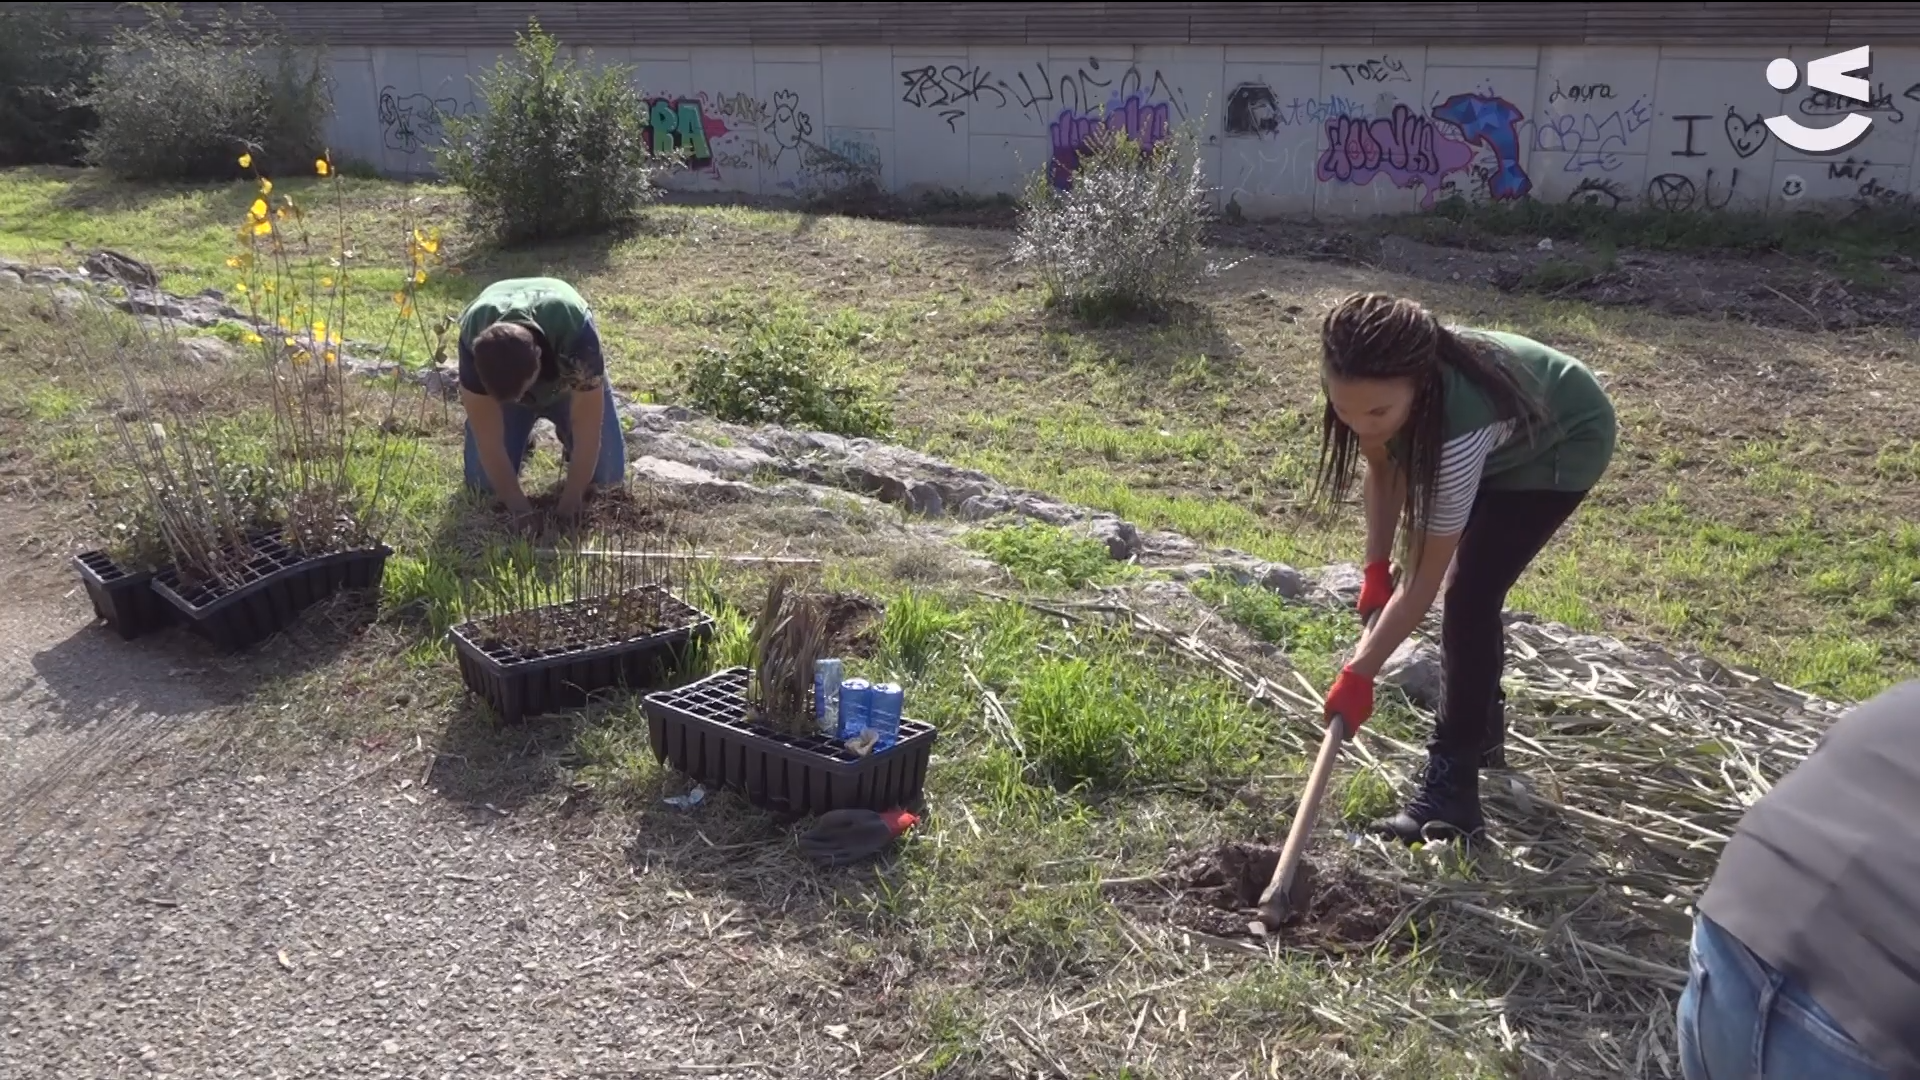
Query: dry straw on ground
xmin=990 ymin=585 xmax=1841 ymax=1077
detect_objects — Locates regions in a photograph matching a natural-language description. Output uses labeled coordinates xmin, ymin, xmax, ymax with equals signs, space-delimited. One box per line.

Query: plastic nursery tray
xmin=151 ymin=532 xmax=393 ymax=653
xmin=449 ymin=585 xmax=715 ymax=725
xmin=641 ymin=666 xmax=937 ymax=817
xmin=72 ymin=550 xmax=176 ymax=640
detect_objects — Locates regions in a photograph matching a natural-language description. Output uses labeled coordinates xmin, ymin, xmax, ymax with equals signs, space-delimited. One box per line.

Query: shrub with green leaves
xmin=436 ymin=21 xmax=674 ymax=246
xmin=0 ymin=4 xmax=99 ymax=167
xmin=962 ymin=521 xmax=1125 ymax=591
xmin=84 ymin=7 xmax=331 ymax=181
xmin=1010 ymin=121 xmax=1215 ymax=320
xmin=677 ymin=307 xmax=891 ymax=437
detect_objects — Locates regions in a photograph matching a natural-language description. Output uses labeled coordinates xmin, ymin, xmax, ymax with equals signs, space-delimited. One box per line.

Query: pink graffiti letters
xmin=1048 ymin=93 xmax=1171 ymax=188
xmin=1317 ymin=104 xmax=1476 ymax=207
xmin=1317 ymin=95 xmax=1529 ymax=206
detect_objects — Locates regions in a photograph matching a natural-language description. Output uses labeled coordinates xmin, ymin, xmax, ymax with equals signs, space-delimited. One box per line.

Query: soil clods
xmin=1123 ymin=842 xmax=1402 ymax=947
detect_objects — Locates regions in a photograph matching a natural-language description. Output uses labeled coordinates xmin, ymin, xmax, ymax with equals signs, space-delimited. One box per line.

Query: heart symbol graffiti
xmin=1725 ymin=106 xmax=1769 ymax=158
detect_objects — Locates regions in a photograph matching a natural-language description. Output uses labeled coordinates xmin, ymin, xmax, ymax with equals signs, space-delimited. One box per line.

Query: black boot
xmin=1481 ymin=709 xmax=1507 ymax=770
xmin=1372 ymin=749 xmax=1485 ymax=845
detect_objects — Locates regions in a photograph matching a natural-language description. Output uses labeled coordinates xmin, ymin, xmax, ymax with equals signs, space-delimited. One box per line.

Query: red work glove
xmin=1357 ymin=560 xmax=1393 ymax=621
xmin=1323 ymin=666 xmax=1375 ymax=737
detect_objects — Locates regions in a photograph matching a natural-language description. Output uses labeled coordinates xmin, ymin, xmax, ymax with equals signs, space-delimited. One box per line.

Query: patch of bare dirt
xmin=817 ymin=592 xmax=883 ymax=657
xmin=1215 ymin=218 xmax=1920 ymax=335
xmin=1116 ymin=841 xmax=1403 ymax=949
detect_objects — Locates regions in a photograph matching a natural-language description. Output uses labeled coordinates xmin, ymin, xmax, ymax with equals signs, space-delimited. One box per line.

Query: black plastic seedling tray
xmin=152 ymin=533 xmax=393 ymax=653
xmin=449 ymin=585 xmax=715 ymax=725
xmin=641 ymin=666 xmax=936 ymax=817
xmin=72 ymin=550 xmax=175 ymax=640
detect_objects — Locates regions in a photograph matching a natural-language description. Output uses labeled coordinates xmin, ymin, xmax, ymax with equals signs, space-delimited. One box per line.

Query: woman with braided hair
xmin=1311 ymin=293 xmax=1617 ymax=844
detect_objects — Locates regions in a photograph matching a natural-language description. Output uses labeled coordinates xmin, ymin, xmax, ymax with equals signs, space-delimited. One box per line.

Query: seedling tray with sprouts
xmin=641 ymin=666 xmax=937 ymax=817
xmin=152 ymin=531 xmax=393 ymax=653
xmin=449 ymin=584 xmax=715 ymax=725
xmin=73 ymin=550 xmax=176 ymax=640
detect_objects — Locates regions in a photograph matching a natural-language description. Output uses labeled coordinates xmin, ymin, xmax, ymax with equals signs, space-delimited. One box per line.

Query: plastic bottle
xmin=870 ymin=682 xmax=904 ymax=751
xmin=837 ymin=678 xmax=873 ymax=742
xmin=813 ymin=658 xmax=844 ymax=736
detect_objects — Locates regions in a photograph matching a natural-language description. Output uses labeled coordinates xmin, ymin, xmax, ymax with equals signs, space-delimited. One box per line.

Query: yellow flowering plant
xmin=227 ymin=149 xmax=445 ymax=558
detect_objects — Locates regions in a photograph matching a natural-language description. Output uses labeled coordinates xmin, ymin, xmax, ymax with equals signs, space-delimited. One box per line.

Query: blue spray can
xmin=870 ymin=682 xmax=904 ymax=751
xmin=813 ymin=658 xmax=844 ymax=735
xmin=837 ymin=678 xmax=873 ymax=741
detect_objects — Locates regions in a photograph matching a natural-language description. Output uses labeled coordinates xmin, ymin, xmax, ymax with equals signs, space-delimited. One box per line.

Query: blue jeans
xmin=462 ymin=381 xmax=627 ymax=494
xmin=1678 ymin=913 xmax=1890 ymax=1080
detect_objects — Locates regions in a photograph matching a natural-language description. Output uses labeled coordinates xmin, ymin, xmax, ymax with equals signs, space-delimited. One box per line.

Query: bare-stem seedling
xmin=459 ymin=502 xmax=704 ymax=658
xmin=747 ymin=571 xmax=831 ymax=736
xmin=61 ymin=292 xmax=277 ymax=590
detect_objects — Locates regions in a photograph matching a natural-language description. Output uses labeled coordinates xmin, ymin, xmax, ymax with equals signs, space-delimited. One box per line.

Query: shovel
xmin=1249 ymin=610 xmax=1377 ymax=936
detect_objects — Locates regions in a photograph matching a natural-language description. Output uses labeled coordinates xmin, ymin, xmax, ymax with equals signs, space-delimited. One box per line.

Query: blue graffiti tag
xmin=1431 ymin=93 xmax=1531 ymax=200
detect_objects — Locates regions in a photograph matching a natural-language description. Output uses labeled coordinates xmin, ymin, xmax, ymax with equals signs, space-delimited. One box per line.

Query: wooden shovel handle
xmin=1254 ymin=608 xmax=1377 ymax=923
xmin=1255 ymin=713 xmax=1347 ymax=917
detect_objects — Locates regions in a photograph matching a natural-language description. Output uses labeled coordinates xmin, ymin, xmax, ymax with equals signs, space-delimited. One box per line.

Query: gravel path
xmin=0 ymin=554 xmax=851 ymax=1079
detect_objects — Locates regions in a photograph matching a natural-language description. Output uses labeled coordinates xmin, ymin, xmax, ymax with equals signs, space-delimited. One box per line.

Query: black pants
xmin=1433 ymin=487 xmax=1590 ymax=757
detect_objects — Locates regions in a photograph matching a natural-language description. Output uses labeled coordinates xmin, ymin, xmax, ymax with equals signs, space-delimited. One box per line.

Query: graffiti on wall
xmin=758 ymin=90 xmax=814 ymax=168
xmin=1567 ymin=176 xmax=1628 ymax=208
xmin=1317 ymin=95 xmax=1529 ymax=207
xmin=1532 ymin=97 xmax=1652 ymax=172
xmin=1328 ymin=55 xmax=1412 ymax=86
xmin=1226 ymin=84 xmax=1280 ymax=136
xmin=897 ymin=57 xmax=1191 ymax=127
xmin=1667 ymin=108 xmax=1770 ymax=161
xmin=378 ymin=87 xmax=473 ymax=155
xmin=1645 ymin=168 xmax=1739 ymax=212
xmin=1225 ymin=83 xmax=1368 ymax=136
xmin=1801 ymin=81 xmax=1906 ymax=125
xmin=1548 ymin=80 xmax=1616 ymax=105
xmin=644 ymin=97 xmax=729 ymax=166
xmin=660 ymin=87 xmax=875 ymax=194
xmin=1048 ymin=93 xmax=1171 ymax=188
xmin=899 ymin=64 xmax=1002 ymax=130
xmin=355 ymin=46 xmax=1920 ymax=216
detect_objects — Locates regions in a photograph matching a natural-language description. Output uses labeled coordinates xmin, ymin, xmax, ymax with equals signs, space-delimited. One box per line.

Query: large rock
xmin=1309 ymin=563 xmax=1364 ymax=607
xmin=616 ymin=407 xmax=1157 ymax=559
xmin=1378 ymin=637 xmax=1443 ymax=709
xmin=626 ymin=427 xmax=783 ymax=479
xmin=82 ymin=249 xmax=159 ymax=290
xmin=629 ymin=456 xmax=756 ymax=499
xmin=1082 ymin=516 xmax=1143 ymax=560
xmin=176 ymin=337 xmax=236 ymax=365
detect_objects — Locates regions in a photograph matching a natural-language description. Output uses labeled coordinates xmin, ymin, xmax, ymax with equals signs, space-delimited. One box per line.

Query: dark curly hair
xmin=1311 ymin=293 xmax=1550 ymax=575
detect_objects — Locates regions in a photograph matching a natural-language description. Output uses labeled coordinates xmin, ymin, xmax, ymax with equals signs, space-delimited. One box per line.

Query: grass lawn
xmin=3 ymin=162 xmax=1916 ymax=1078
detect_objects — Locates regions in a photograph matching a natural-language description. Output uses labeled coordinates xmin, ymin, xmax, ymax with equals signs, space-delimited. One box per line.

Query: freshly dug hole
xmin=1122 ymin=842 xmax=1401 ymax=946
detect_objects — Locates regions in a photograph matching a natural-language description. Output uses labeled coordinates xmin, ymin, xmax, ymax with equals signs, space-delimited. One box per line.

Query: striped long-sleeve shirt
xmin=1427 ymin=419 xmax=1516 ymax=536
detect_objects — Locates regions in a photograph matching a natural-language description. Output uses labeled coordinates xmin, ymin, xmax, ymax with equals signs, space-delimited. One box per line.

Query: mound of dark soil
xmin=817 ymin=593 xmax=882 ymax=658
xmin=1119 ymin=842 xmax=1402 ymax=948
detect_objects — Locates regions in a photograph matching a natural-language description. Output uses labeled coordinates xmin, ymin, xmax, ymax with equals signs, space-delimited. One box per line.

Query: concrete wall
xmin=323 ymin=43 xmax=1920 ymax=216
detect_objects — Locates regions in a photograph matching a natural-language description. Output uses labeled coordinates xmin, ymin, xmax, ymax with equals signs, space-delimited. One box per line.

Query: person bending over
xmin=457 ymin=276 xmax=627 ymax=518
xmin=1310 ymin=292 xmax=1617 ymax=845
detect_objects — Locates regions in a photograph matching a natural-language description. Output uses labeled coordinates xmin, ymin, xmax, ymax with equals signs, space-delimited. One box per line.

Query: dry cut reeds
xmin=747 ymin=572 xmax=831 ymax=736
xmin=991 ymin=588 xmax=1849 ymax=1078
